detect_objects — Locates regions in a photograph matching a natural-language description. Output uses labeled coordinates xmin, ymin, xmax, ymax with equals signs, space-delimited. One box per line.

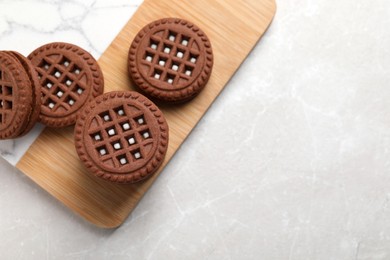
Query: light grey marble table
xmin=1 ymin=0 xmax=390 ymax=259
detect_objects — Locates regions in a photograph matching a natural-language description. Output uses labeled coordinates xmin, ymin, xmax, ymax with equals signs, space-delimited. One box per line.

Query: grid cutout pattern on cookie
xmin=0 ymin=70 xmax=14 ymax=125
xmin=88 ymin=105 xmax=154 ymax=168
xmin=36 ymin=54 xmax=86 ymax=111
xmin=142 ymin=28 xmax=200 ymax=86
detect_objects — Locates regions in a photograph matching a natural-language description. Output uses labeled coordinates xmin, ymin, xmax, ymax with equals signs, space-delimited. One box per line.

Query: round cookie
xmin=28 ymin=42 xmax=104 ymax=128
xmin=128 ymin=18 xmax=213 ymax=103
xmin=0 ymin=51 xmax=34 ymax=139
xmin=6 ymin=51 xmax=42 ymax=136
xmin=74 ymin=91 xmax=169 ymax=184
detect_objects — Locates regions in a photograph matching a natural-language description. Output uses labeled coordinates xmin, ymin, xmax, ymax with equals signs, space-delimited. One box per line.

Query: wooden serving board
xmin=16 ymin=0 xmax=276 ymax=228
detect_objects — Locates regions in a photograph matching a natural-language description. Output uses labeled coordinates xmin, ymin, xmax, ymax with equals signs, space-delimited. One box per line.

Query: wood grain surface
xmin=16 ymin=0 xmax=276 ymax=228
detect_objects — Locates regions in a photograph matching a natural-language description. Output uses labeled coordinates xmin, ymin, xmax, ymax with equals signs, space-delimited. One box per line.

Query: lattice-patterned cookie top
xmin=75 ymin=91 xmax=169 ymax=184
xmin=129 ymin=18 xmax=213 ymax=103
xmin=28 ymin=42 xmax=104 ymax=127
xmin=0 ymin=51 xmax=33 ymax=139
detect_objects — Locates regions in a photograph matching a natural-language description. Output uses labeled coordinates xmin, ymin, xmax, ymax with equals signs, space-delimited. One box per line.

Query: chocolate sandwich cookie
xmin=128 ymin=18 xmax=213 ymax=103
xmin=0 ymin=51 xmax=38 ymax=139
xmin=28 ymin=42 xmax=104 ymax=128
xmin=74 ymin=91 xmax=169 ymax=184
xmin=6 ymin=51 xmax=42 ymax=136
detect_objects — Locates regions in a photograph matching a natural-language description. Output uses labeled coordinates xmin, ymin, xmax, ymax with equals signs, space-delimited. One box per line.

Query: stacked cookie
xmin=0 ymin=51 xmax=41 ymax=139
xmin=0 ymin=17 xmax=213 ymax=184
